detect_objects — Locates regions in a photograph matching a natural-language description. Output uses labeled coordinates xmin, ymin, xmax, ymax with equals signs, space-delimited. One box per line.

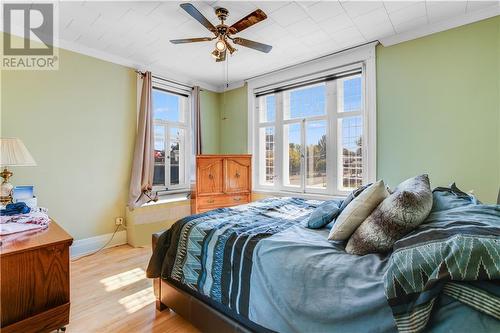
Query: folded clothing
xmin=1 ymin=211 xmax=50 ymax=225
xmin=1 ymin=202 xmax=31 ymax=216
xmin=0 ymin=211 xmax=51 ymax=235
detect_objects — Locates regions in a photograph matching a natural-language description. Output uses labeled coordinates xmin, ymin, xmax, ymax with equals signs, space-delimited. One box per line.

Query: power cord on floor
xmin=71 ymin=224 xmax=124 ymax=262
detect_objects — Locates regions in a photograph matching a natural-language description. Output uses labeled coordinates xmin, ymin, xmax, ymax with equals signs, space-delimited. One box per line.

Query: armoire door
xmin=197 ymin=157 xmax=224 ymax=196
xmin=224 ymin=157 xmax=251 ymax=194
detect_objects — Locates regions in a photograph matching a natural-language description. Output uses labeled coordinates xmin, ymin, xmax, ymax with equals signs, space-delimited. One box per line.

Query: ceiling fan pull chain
xmin=226 ymin=54 xmax=229 ymax=89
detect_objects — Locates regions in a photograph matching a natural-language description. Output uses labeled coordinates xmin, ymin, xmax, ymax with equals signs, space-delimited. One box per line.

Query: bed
xmin=147 ymin=193 xmax=500 ymax=333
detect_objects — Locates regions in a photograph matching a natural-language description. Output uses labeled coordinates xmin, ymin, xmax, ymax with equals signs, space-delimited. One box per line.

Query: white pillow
xmin=328 ymin=180 xmax=390 ymax=241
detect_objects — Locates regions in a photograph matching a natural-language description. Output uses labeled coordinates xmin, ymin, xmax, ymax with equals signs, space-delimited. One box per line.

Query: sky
xmin=153 ymin=89 xmax=181 ymax=122
xmin=266 ymin=77 xmax=362 ymax=150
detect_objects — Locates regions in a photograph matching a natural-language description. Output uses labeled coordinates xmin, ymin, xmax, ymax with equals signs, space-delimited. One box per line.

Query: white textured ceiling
xmin=55 ymin=1 xmax=499 ymax=89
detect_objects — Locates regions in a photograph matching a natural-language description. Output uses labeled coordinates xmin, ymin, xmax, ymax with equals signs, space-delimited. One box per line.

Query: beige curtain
xmin=128 ymin=71 xmax=156 ymax=209
xmin=193 ymin=86 xmax=202 ymax=155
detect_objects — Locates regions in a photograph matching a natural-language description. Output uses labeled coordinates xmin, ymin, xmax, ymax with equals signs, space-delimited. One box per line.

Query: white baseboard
xmin=70 ymin=229 xmax=128 ymax=259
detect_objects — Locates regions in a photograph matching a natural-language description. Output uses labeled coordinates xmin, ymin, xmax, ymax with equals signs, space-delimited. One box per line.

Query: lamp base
xmin=0 ymin=168 xmax=14 ymax=205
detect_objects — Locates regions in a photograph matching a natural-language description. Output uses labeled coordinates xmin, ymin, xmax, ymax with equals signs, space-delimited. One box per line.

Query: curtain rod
xmin=254 ymin=69 xmax=362 ymax=97
xmin=244 ymin=40 xmax=377 ymax=82
xmin=135 ymin=70 xmax=194 ymax=90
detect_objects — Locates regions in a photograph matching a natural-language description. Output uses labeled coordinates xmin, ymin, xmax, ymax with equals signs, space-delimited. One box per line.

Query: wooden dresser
xmin=0 ymin=221 xmax=73 ymax=333
xmin=192 ymin=155 xmax=252 ymax=214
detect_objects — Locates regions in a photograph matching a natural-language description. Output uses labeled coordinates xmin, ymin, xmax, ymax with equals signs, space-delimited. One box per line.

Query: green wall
xmin=200 ymin=90 xmax=220 ymax=154
xmin=1 ymin=41 xmax=137 ymax=240
xmin=219 ymin=85 xmax=248 ymax=154
xmin=498 ymin=18 xmax=500 ymax=189
xmin=377 ymin=16 xmax=499 ymax=203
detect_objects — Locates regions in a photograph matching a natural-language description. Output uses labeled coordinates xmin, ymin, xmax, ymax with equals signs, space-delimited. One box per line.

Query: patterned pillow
xmin=345 ymin=174 xmax=433 ymax=255
xmin=328 ymin=180 xmax=390 ymax=241
xmin=307 ymin=200 xmax=341 ymax=229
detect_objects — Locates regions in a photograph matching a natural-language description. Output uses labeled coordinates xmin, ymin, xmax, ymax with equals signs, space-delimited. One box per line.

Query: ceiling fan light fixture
xmin=215 ymin=39 xmax=227 ymax=52
xmin=211 ymin=49 xmax=221 ymax=59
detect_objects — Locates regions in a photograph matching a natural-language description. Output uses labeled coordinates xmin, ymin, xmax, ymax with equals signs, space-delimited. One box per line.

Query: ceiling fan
xmin=170 ymin=3 xmax=272 ymax=62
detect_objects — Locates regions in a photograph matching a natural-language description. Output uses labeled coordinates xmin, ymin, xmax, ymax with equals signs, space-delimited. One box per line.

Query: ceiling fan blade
xmin=170 ymin=37 xmax=213 ymax=44
xmin=232 ymin=37 xmax=272 ymax=53
xmin=180 ymin=3 xmax=216 ymax=33
xmin=216 ymin=50 xmax=226 ymax=62
xmin=228 ymin=9 xmax=267 ymax=34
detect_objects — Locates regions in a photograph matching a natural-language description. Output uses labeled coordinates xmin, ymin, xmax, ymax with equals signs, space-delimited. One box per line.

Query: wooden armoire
xmin=191 ymin=155 xmax=252 ymax=214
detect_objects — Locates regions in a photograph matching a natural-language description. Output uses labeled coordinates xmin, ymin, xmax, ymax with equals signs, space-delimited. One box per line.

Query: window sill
xmin=253 ymin=189 xmax=347 ymax=201
xmin=142 ymin=191 xmax=190 ymax=207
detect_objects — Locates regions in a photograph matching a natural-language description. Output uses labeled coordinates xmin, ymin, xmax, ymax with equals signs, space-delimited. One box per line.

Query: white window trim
xmin=247 ymin=42 xmax=377 ymax=198
xmin=150 ymin=80 xmax=193 ymax=194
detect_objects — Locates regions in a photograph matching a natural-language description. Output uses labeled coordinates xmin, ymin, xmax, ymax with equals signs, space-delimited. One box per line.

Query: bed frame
xmin=152 ymin=232 xmax=253 ymax=333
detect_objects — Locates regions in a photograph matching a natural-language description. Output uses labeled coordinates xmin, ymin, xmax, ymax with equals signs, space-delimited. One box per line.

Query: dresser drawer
xmin=197 ymin=194 xmax=249 ymax=209
xmin=225 ymin=194 xmax=249 ymax=206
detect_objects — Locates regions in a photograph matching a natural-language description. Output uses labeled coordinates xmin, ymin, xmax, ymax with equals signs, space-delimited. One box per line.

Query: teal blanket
xmin=385 ymin=187 xmax=500 ymax=333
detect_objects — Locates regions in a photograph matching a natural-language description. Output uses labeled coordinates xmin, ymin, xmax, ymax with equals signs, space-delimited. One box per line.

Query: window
xmin=152 ymin=87 xmax=191 ymax=192
xmin=254 ymin=70 xmax=372 ymax=196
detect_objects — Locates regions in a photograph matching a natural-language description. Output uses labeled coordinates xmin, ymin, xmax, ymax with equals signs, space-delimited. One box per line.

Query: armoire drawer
xmin=197 ymin=194 xmax=250 ymax=209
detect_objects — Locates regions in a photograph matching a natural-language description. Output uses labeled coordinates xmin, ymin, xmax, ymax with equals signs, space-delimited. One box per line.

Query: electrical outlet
xmin=115 ymin=217 xmax=124 ymax=226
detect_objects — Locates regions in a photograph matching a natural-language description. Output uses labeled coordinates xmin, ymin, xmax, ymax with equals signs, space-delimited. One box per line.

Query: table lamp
xmin=0 ymin=138 xmax=37 ymax=205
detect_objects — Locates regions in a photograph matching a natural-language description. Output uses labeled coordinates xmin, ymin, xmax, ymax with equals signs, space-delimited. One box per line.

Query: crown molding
xmin=216 ymin=80 xmax=246 ymax=92
xmin=1 ymin=27 xmax=220 ymax=92
xmin=3 ymin=5 xmax=498 ymax=92
xmin=380 ymin=5 xmax=500 ymax=47
xmin=57 ymin=38 xmax=220 ymax=92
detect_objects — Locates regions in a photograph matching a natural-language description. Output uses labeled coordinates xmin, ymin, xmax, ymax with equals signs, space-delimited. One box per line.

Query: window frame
xmin=151 ymin=84 xmax=192 ymax=193
xmin=248 ymin=43 xmax=377 ymax=198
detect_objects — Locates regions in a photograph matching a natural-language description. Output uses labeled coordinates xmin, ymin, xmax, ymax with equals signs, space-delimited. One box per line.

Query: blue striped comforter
xmin=147 ymin=197 xmax=320 ymax=318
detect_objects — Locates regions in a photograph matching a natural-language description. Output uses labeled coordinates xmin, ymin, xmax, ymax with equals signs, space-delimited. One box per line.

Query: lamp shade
xmin=0 ymin=138 xmax=37 ymax=167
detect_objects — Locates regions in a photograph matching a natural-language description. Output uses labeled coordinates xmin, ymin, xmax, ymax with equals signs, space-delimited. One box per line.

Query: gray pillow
xmin=345 ymin=174 xmax=433 ymax=255
xmin=307 ymin=200 xmax=341 ymax=229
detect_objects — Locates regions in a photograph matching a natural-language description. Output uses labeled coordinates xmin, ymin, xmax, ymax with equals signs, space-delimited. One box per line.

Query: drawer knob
xmin=234 ymin=197 xmax=241 ymax=202
xmin=208 ymin=174 xmax=214 ymax=180
xmin=207 ymin=199 xmax=214 ymax=203
xmin=235 ymin=172 xmax=240 ymax=178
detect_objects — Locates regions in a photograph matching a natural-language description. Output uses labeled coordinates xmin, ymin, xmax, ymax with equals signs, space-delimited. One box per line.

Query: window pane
xmin=339 ymin=116 xmax=363 ymax=191
xmin=153 ymin=125 xmax=165 ymax=186
xmin=306 ymin=121 xmax=327 ymax=189
xmin=259 ymin=127 xmax=275 ymax=185
xmin=169 ymin=127 xmax=185 ymax=186
xmin=284 ymin=123 xmax=302 ymax=187
xmin=339 ymin=76 xmax=362 ymax=113
xmin=153 ymin=89 xmax=186 ymax=122
xmin=259 ymin=95 xmax=275 ymax=122
xmin=284 ymin=84 xmax=325 ymax=120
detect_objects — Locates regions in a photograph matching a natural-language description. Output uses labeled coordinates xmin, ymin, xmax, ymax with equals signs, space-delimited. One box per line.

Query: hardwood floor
xmin=68 ymin=245 xmax=200 ymax=333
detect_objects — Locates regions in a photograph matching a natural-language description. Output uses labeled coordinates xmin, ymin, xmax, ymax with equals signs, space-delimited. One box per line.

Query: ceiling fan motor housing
xmin=215 ymin=7 xmax=229 ymax=22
